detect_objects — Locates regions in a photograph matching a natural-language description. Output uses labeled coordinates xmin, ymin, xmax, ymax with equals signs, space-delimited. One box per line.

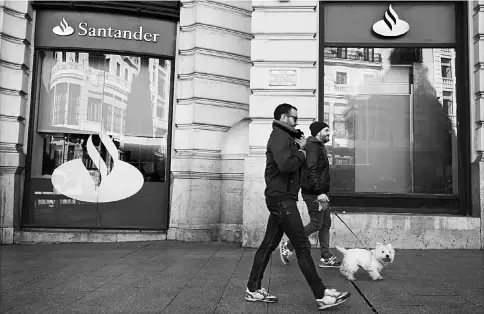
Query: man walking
xmin=279 ymin=121 xmax=342 ymax=268
xmin=245 ymin=104 xmax=350 ymax=310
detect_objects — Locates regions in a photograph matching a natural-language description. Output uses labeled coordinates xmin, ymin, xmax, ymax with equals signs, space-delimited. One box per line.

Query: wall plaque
xmin=269 ymin=69 xmax=297 ymax=86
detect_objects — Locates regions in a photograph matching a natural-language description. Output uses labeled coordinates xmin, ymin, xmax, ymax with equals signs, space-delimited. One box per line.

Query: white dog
xmin=335 ymin=243 xmax=395 ymax=281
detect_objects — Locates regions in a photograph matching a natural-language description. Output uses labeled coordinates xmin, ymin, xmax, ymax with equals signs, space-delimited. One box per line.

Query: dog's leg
xmin=368 ymin=269 xmax=383 ymax=281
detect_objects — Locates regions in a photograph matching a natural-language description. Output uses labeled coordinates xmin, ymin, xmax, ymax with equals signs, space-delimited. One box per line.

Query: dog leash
xmin=331 ymin=210 xmax=367 ymax=247
xmin=316 ymin=200 xmax=367 ymax=247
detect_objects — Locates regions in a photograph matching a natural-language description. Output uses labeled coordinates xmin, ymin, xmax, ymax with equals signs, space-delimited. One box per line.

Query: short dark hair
xmin=274 ymin=103 xmax=297 ymax=120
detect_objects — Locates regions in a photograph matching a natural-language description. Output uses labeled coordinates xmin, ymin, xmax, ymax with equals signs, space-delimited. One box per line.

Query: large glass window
xmin=24 ymin=51 xmax=172 ymax=229
xmin=324 ymin=47 xmax=458 ymax=195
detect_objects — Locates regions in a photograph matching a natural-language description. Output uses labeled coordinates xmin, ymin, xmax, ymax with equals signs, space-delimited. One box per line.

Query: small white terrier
xmin=335 ymin=243 xmax=395 ymax=281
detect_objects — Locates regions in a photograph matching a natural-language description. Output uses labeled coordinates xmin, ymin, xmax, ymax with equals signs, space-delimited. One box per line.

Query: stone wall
xmin=167 ymin=0 xmax=252 ymax=242
xmin=243 ymin=0 xmax=319 ymax=247
xmin=0 ymin=0 xmax=32 ymax=244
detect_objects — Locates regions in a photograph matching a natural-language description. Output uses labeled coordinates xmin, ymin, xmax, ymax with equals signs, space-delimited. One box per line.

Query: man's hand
xmin=317 ymin=193 xmax=330 ymax=203
xmin=295 ymin=137 xmax=306 ymax=150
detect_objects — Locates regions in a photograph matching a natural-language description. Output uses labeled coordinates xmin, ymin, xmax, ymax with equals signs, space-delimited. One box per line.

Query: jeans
xmin=287 ymin=194 xmax=332 ymax=259
xmin=247 ymin=199 xmax=327 ymax=299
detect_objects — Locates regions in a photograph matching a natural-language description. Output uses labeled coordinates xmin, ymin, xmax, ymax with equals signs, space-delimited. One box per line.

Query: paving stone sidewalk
xmin=0 ymin=241 xmax=483 ymax=313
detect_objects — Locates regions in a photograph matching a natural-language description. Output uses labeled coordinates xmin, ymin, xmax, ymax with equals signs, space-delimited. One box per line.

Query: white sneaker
xmin=279 ymin=240 xmax=293 ymax=265
xmin=245 ymin=288 xmax=278 ymax=303
xmin=316 ymin=288 xmax=351 ymax=310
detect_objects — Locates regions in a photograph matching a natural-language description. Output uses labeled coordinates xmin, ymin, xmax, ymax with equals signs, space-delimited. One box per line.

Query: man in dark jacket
xmin=279 ymin=121 xmax=342 ymax=268
xmin=245 ymin=104 xmax=350 ymax=310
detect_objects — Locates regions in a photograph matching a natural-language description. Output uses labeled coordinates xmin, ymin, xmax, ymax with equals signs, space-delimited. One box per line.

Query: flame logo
xmin=51 ymin=132 xmax=144 ymax=203
xmin=372 ymin=5 xmax=409 ymax=38
xmin=52 ymin=18 xmax=75 ymax=36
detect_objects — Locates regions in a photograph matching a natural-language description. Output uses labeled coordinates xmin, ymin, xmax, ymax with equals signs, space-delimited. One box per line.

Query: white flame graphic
xmin=52 ymin=18 xmax=75 ymax=36
xmin=372 ymin=4 xmax=409 ymax=38
xmin=51 ymin=132 xmax=144 ymax=203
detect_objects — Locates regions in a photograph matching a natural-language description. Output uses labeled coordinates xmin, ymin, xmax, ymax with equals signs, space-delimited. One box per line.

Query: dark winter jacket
xmin=264 ymin=120 xmax=306 ymax=203
xmin=301 ymin=136 xmax=331 ymax=195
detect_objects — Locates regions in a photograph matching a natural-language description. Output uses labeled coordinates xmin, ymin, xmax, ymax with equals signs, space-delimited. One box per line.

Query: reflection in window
xmin=32 ymin=50 xmax=172 ymax=182
xmin=324 ymin=47 xmax=457 ymax=195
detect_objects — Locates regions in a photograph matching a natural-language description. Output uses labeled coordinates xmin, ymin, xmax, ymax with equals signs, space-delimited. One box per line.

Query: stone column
xmin=0 ymin=0 xmax=32 ymax=244
xmin=472 ymin=1 xmax=484 ymax=249
xmin=168 ymin=0 xmax=251 ymax=241
xmin=243 ymin=0 xmax=318 ymax=247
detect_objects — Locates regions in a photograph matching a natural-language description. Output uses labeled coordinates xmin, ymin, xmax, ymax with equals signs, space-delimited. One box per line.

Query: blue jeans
xmin=287 ymin=194 xmax=332 ymax=259
xmin=247 ymin=199 xmax=327 ymax=299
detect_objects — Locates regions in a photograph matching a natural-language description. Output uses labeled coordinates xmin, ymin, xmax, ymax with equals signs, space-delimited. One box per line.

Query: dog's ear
xmin=387 ymin=243 xmax=393 ymax=250
xmin=376 ymin=242 xmax=383 ymax=248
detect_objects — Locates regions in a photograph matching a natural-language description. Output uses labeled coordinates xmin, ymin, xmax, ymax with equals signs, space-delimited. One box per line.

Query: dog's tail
xmin=335 ymin=246 xmax=348 ymax=255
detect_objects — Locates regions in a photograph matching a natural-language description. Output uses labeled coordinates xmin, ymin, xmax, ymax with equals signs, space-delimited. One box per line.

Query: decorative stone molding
xmin=0 ymin=59 xmax=30 ymax=72
xmin=178 ymin=72 xmax=250 ymax=86
xmin=0 ymin=33 xmax=31 ymax=46
xmin=179 ymin=47 xmax=251 ymax=63
xmin=180 ymin=23 xmax=253 ymax=40
xmin=0 ymin=166 xmax=24 ymax=174
xmin=183 ymin=0 xmax=252 ymax=17
xmin=0 ymin=5 xmax=32 ymax=22
xmin=0 ymin=114 xmax=26 ymax=124
xmin=0 ymin=87 xmax=27 ymax=97
xmin=176 ymin=123 xmax=231 ymax=132
xmin=178 ymin=97 xmax=249 ymax=111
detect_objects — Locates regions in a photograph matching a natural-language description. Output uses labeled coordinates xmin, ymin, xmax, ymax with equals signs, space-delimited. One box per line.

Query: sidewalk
xmin=0 ymin=241 xmax=482 ymax=313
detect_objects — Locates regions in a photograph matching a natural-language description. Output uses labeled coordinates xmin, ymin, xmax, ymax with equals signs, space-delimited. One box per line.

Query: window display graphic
xmin=51 ymin=131 xmax=144 ymax=203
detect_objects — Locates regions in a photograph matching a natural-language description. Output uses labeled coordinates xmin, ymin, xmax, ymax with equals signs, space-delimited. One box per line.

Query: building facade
xmin=0 ymin=0 xmax=483 ymax=249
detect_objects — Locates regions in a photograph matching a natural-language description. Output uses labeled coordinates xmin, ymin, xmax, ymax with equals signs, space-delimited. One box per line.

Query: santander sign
xmin=52 ymin=18 xmax=160 ymax=43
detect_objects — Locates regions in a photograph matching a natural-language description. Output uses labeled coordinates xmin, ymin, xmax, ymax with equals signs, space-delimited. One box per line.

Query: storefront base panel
xmin=243 ymin=212 xmax=481 ymax=249
xmin=167 ymin=223 xmax=242 ymax=243
xmin=14 ymin=229 xmax=167 ymax=244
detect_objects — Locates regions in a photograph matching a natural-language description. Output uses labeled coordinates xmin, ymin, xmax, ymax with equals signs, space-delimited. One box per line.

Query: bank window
xmin=324 ymin=47 xmax=459 ymax=197
xmin=125 ymin=69 xmax=128 ymax=81
xmin=26 ymin=50 xmax=173 ymax=228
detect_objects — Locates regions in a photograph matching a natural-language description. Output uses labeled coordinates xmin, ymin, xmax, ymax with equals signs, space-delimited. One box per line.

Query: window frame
xmin=318 ymin=1 xmax=471 ymax=215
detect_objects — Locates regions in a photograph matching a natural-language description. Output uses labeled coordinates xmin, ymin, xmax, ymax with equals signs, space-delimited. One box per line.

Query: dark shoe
xmin=316 ymin=288 xmax=351 ymax=310
xmin=318 ymin=256 xmax=342 ymax=268
xmin=245 ymin=288 xmax=278 ymax=303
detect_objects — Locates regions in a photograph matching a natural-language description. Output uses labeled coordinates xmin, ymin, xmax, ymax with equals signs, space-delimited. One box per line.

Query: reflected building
xmin=48 ymin=52 xmax=170 ymax=140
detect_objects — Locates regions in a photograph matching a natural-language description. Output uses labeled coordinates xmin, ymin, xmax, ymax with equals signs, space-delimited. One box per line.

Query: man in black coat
xmin=279 ymin=121 xmax=342 ymax=268
xmin=245 ymin=104 xmax=350 ymax=310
